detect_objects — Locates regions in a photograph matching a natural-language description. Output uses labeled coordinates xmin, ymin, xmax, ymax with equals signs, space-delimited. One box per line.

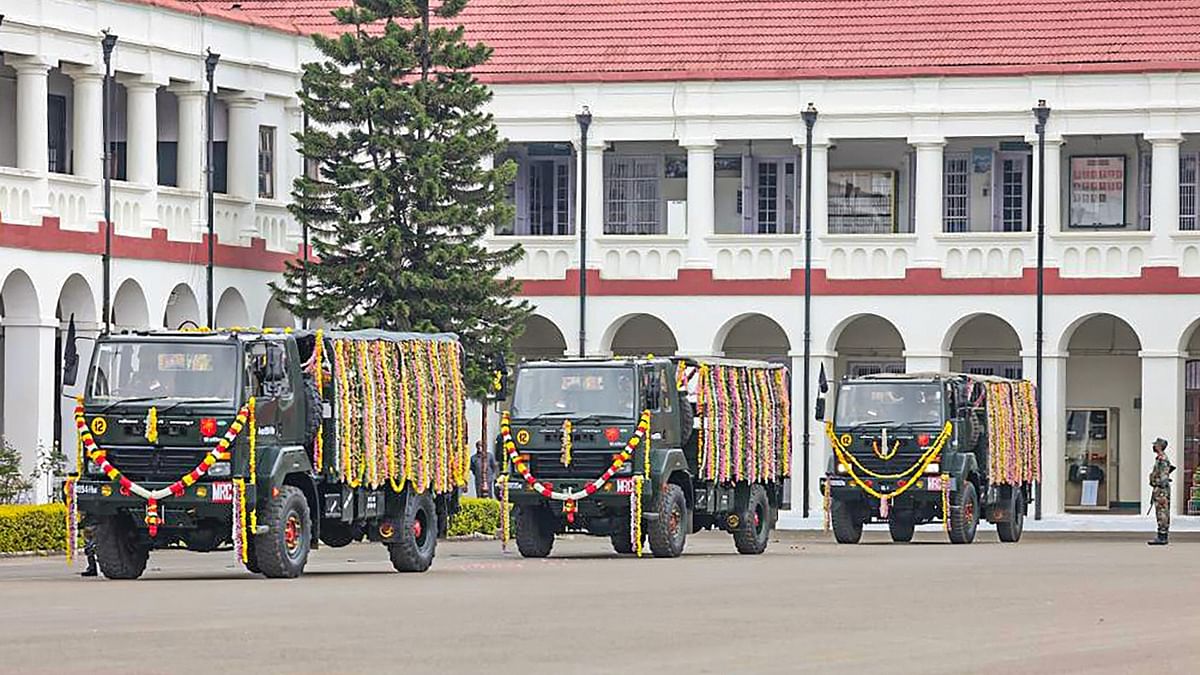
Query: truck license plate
xmin=926 ymin=476 xmax=943 ymax=491
xmin=211 ymin=482 xmax=234 ymax=504
xmin=614 ymin=478 xmax=635 ymax=495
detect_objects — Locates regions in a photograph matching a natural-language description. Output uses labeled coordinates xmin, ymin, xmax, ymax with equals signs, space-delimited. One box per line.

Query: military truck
xmin=68 ymin=328 xmax=467 ymax=579
xmin=819 ymin=372 xmax=1038 ymax=544
xmin=497 ymin=357 xmax=791 ymax=558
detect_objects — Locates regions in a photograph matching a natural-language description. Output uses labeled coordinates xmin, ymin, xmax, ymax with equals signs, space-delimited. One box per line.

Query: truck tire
xmin=948 ymin=481 xmax=980 ymax=544
xmin=888 ymin=512 xmax=916 ymax=543
xmin=95 ymin=515 xmax=149 ymax=580
xmin=513 ymin=504 xmax=555 ymax=558
xmin=648 ymin=483 xmax=688 ymax=558
xmin=997 ymin=487 xmax=1025 ymax=543
xmin=253 ymin=485 xmax=312 ymax=578
xmin=319 ymin=520 xmax=358 ymax=548
xmin=830 ymin=499 xmax=864 ymax=544
xmin=609 ymin=511 xmax=643 ymax=554
xmin=302 ymin=376 xmax=323 ymax=455
xmin=388 ymin=490 xmax=437 ymax=572
xmin=733 ymin=484 xmax=772 ymax=554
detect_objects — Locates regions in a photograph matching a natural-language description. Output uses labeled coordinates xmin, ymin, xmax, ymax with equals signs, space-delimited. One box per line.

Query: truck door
xmin=641 ymin=364 xmax=677 ymax=448
xmin=250 ymin=341 xmax=302 ymax=446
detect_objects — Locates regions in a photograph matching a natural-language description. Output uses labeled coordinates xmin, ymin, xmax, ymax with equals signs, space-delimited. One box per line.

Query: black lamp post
xmin=575 ymin=106 xmax=592 ymax=358
xmin=100 ymin=31 xmax=117 ymax=333
xmin=1033 ymin=99 xmax=1050 ymax=521
xmin=204 ymin=50 xmax=220 ymax=328
xmin=801 ymin=102 xmax=818 ymax=518
xmin=301 ymin=109 xmax=310 ymax=330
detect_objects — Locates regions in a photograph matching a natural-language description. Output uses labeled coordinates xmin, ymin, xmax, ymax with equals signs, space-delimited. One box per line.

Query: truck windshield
xmin=511 ymin=366 xmax=636 ymax=421
xmin=86 ymin=341 xmax=238 ymax=404
xmin=834 ymin=383 xmax=943 ymax=427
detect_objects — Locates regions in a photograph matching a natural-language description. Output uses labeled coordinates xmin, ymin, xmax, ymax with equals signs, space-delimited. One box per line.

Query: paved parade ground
xmin=1 ymin=531 xmax=1198 ymax=674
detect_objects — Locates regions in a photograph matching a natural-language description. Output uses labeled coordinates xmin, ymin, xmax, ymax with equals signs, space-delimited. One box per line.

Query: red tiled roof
xmin=155 ymin=1 xmax=1200 ymax=83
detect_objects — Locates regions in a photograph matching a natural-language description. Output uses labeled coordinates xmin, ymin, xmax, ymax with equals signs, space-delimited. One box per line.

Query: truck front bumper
xmin=820 ymin=475 xmax=957 ymax=502
xmin=75 ymin=479 xmax=243 ymax=525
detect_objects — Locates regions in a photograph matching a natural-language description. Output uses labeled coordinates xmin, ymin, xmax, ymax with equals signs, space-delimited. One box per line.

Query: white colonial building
xmin=4 ymin=0 xmax=1200 ymax=522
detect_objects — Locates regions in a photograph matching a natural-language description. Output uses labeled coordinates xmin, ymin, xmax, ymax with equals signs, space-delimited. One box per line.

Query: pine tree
xmin=274 ymin=0 xmax=530 ymax=396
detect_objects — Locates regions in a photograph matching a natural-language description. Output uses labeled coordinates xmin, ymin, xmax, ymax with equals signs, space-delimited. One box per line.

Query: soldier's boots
xmin=1147 ymin=530 xmax=1169 ymax=546
xmin=81 ymin=553 xmax=98 ymax=577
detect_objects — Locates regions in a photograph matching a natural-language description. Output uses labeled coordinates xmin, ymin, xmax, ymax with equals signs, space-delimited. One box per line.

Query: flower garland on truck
xmin=690 ymin=362 xmax=791 ymax=484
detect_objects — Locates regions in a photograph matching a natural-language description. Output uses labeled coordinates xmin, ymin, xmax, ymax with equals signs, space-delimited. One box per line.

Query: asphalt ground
xmin=1 ymin=530 xmax=1198 ymax=674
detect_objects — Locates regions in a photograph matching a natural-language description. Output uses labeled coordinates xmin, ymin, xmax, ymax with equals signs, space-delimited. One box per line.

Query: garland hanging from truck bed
xmin=981 ymin=380 xmax=1041 ymax=486
xmin=694 ymin=363 xmax=791 ymax=483
xmin=328 ymin=336 xmax=468 ymax=495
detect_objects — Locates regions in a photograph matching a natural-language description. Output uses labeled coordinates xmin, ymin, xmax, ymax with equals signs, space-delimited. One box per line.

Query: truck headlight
xmin=836 ymin=463 xmax=849 ymax=474
xmin=209 ymin=462 xmax=231 ymax=478
xmin=86 ymin=459 xmax=104 ymax=476
xmin=924 ymin=462 xmax=940 ymax=474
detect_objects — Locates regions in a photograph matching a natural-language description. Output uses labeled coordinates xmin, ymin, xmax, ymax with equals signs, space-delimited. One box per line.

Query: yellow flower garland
xmin=312 ymin=329 xmax=325 ymax=473
xmin=941 ymin=473 xmax=951 ymax=533
xmin=144 ymin=406 xmax=159 ymax=444
xmin=560 ymin=419 xmax=573 ymax=467
xmin=827 ymin=421 xmax=952 ymax=502
xmin=247 ymin=397 xmax=258 ymax=533
xmin=633 ymin=476 xmax=645 ymax=558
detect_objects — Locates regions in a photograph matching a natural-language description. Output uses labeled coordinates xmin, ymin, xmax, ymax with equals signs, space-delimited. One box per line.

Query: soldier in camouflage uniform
xmin=80 ymin=521 xmax=98 ymax=576
xmin=1147 ymin=438 xmax=1175 ymax=546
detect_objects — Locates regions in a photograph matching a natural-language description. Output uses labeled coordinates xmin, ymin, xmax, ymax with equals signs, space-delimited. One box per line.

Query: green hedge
xmin=0 ymin=504 xmax=67 ymax=553
xmin=448 ymin=497 xmax=511 ymax=538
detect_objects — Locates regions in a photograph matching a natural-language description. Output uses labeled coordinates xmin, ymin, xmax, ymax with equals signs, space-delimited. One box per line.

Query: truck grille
xmin=842 ymin=437 xmax=927 ymax=476
xmin=103 ymin=447 xmax=214 ymax=482
xmin=525 ymin=451 xmax=618 ymax=480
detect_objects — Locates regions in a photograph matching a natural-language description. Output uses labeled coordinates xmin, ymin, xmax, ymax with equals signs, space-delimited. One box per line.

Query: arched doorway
xmin=512 ymin=314 xmax=567 ymax=361
xmin=1181 ymin=322 xmax=1200 ymax=515
xmin=163 ymin=283 xmax=201 ymax=329
xmin=2 ymin=269 xmax=47 ymax=501
xmin=947 ymin=314 xmax=1023 ymax=378
xmin=829 ymin=314 xmax=905 ymax=382
xmin=262 ymin=297 xmax=296 ymax=330
xmin=1063 ymin=314 xmax=1142 ymax=513
xmin=605 ymin=314 xmax=678 ymax=357
xmin=716 ymin=313 xmax=790 ymax=363
xmin=112 ymin=279 xmax=150 ymax=329
xmin=214 ymin=288 xmax=249 ymax=329
xmin=55 ymin=274 xmax=98 ymax=475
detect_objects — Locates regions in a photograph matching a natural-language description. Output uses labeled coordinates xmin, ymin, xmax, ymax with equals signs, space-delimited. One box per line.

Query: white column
xmin=121 ymin=78 xmax=159 ymax=186
xmin=798 ymin=141 xmax=829 ymax=236
xmin=2 ymin=318 xmax=58 ymax=503
xmin=904 ymin=351 xmax=951 ymax=373
xmin=1139 ymin=353 xmax=1186 ymax=513
xmin=174 ymin=89 xmax=206 ymax=193
xmin=1148 ymin=135 xmax=1182 ymax=265
xmin=585 ymin=139 xmax=604 ymax=265
xmin=225 ymin=94 xmax=261 ymax=203
xmin=791 ymin=351 xmax=838 ymax=520
xmin=683 ymin=142 xmax=715 ymax=267
xmin=64 ymin=67 xmax=105 ymax=183
xmin=1023 ymin=351 xmax=1068 ymax=516
xmin=11 ymin=57 xmax=51 ymax=216
xmin=911 ymin=139 xmax=945 ymax=265
xmin=1028 ymin=135 xmax=1064 ymax=234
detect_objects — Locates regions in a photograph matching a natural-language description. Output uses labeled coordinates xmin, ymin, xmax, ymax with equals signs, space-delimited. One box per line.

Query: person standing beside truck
xmin=1147 ymin=438 xmax=1176 ymax=546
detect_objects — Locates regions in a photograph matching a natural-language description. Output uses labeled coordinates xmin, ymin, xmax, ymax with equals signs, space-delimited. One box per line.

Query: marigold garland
xmin=826 ymin=421 xmax=952 ymax=502
xmin=694 ymin=362 xmax=790 ymax=484
xmin=232 ymin=477 xmax=249 ymax=563
xmin=982 ymin=380 xmax=1040 ymax=486
xmin=822 ymin=479 xmax=831 ymax=532
xmin=560 ymin=419 xmax=573 ymax=467
xmin=941 ymin=473 xmax=951 ymax=533
xmin=144 ymin=406 xmax=159 ymax=444
xmin=247 ymin=397 xmax=258 ymax=533
xmin=64 ymin=477 xmax=78 ymax=564
xmin=632 ymin=476 xmax=645 ymax=558
xmin=311 ymin=328 xmax=325 ymax=471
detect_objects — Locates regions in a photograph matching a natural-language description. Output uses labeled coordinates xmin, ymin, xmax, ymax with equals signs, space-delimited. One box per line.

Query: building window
xmin=48 ymin=95 xmax=69 ymax=174
xmin=1138 ymin=152 xmax=1152 ymax=231
xmin=845 ymin=361 xmax=904 ymax=378
xmin=604 ymin=156 xmax=660 ymax=235
xmin=1181 ymin=153 xmax=1198 ymax=231
xmin=106 ymin=142 xmax=128 ymax=181
xmin=828 ymin=170 xmax=896 ymax=234
xmin=752 ymin=159 xmax=796 ymax=234
xmin=999 ymin=155 xmax=1027 ymax=232
xmin=157 ymin=142 xmax=178 ymax=187
xmin=943 ymin=154 xmax=969 ymax=232
xmin=527 ymin=159 xmax=572 ymax=235
xmin=962 ymin=360 xmax=1023 ymax=379
xmin=258 ymin=126 xmax=275 ymax=199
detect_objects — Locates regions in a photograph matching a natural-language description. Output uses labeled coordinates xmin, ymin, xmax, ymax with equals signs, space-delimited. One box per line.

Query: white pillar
xmin=121 ymin=78 xmax=159 ymax=186
xmin=911 ymin=139 xmax=945 ymax=265
xmin=1148 ymin=135 xmax=1182 ymax=265
xmin=798 ymin=141 xmax=829 ymax=236
xmin=174 ymin=89 xmax=206 ymax=193
xmin=2 ymin=318 xmax=58 ymax=503
xmin=585 ymin=139 xmax=604 ymax=265
xmin=904 ymin=351 xmax=951 ymax=373
xmin=64 ymin=67 xmax=104 ymax=183
xmin=793 ymin=351 xmax=837 ymax=518
xmin=1139 ymin=352 xmax=1186 ymax=513
xmin=1028 ymin=136 xmax=1064 ymax=234
xmin=1024 ymin=351 xmax=1068 ymax=516
xmin=683 ymin=142 xmax=715 ymax=267
xmin=225 ymin=94 xmax=261 ymax=204
xmin=11 ymin=57 xmax=51 ymax=216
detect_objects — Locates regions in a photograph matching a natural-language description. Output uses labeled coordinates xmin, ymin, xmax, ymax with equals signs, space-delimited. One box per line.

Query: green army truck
xmin=497 ymin=357 xmax=791 ymax=558
xmin=69 ymin=328 xmax=466 ymax=579
xmin=819 ymin=372 xmax=1037 ymax=544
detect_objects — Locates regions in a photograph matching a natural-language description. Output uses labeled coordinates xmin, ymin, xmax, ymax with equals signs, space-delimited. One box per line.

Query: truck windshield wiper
xmin=154 ymin=397 xmax=226 ymax=414
xmin=520 ymin=411 xmax=579 ymax=425
xmin=846 ymin=419 xmax=896 ymax=433
xmin=95 ymin=396 xmax=167 ymax=415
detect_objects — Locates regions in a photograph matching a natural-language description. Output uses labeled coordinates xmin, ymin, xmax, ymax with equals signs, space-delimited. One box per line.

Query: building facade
xmin=4 ymin=1 xmax=1200 ymax=520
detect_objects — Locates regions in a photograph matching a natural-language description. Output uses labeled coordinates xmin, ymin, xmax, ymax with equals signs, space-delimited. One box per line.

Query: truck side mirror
xmin=814 ymin=397 xmax=826 ymax=421
xmin=265 ymin=348 xmax=286 ymax=382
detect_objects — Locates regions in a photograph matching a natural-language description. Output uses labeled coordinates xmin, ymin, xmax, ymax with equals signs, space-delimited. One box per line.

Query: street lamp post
xmin=100 ymin=31 xmax=117 ymax=333
xmin=575 ymin=107 xmax=592 ymax=358
xmin=1033 ymin=99 xmax=1050 ymax=521
xmin=204 ymin=50 xmax=220 ymax=328
xmin=801 ymin=103 xmax=818 ymax=519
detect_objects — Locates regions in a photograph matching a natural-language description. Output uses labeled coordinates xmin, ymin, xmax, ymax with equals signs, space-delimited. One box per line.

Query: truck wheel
xmin=609 ymin=511 xmax=643 ymax=554
xmin=388 ymin=490 xmax=437 ymax=572
xmin=513 ymin=504 xmax=555 ymax=558
xmin=997 ymin=487 xmax=1025 ymax=543
xmin=648 ymin=483 xmax=689 ymax=558
xmin=253 ymin=485 xmax=312 ymax=578
xmin=830 ymin=499 xmax=864 ymax=544
xmin=948 ymin=481 xmax=980 ymax=544
xmin=95 ymin=514 xmax=149 ymax=580
xmin=888 ymin=512 xmax=916 ymax=543
xmin=733 ymin=484 xmax=772 ymax=554
xmin=319 ymin=520 xmax=357 ymax=548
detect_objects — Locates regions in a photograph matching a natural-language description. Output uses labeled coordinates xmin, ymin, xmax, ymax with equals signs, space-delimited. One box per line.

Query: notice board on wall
xmin=1069 ymin=156 xmax=1126 ymax=228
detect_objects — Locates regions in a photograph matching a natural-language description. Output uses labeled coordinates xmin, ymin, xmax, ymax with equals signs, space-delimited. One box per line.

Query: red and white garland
xmin=74 ymin=399 xmax=251 ymax=537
